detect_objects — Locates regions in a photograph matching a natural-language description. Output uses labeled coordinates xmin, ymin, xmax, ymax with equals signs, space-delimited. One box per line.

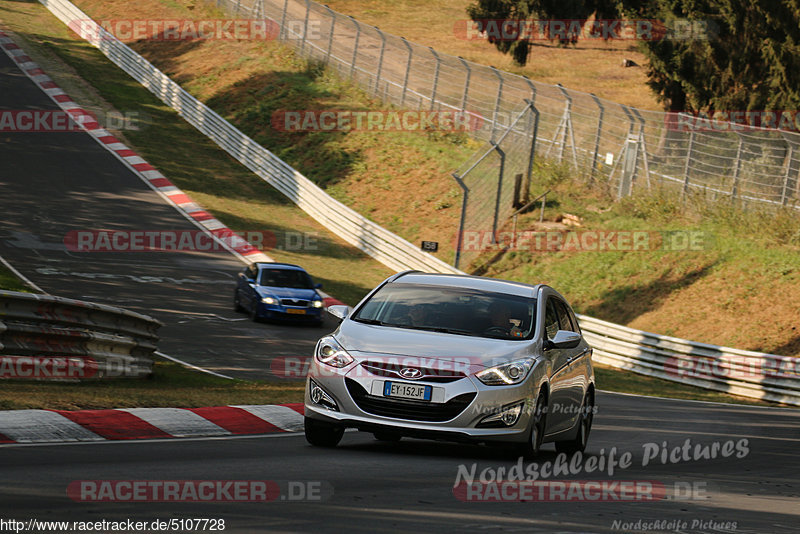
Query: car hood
xmin=336 ymin=319 xmax=535 ymax=368
xmin=256 ymin=286 xmax=319 ymax=300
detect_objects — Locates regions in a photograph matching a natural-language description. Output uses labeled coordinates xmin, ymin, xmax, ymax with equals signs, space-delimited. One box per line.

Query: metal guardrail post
xmin=279 ymin=0 xmax=289 ymax=40
xmin=300 ymin=0 xmax=311 ymax=54
xmin=374 ymin=27 xmax=385 ymax=96
xmin=400 ymin=37 xmax=413 ymax=107
xmin=323 ymin=5 xmax=335 ymax=65
xmin=348 ymin=16 xmax=360 ymax=80
xmin=489 ymin=66 xmax=503 ymax=142
xmin=458 ymin=56 xmax=471 ymax=112
xmin=429 ymin=47 xmax=441 ymax=111
xmin=589 ymin=94 xmax=604 ymax=182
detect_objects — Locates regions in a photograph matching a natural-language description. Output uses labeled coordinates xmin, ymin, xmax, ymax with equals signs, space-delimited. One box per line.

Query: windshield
xmin=352 ymin=283 xmax=536 ymax=340
xmin=258 ymin=268 xmax=314 ymax=289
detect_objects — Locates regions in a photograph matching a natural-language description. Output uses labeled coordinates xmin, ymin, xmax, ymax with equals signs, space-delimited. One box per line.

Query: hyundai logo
xmin=399 ymin=367 xmax=423 ymax=379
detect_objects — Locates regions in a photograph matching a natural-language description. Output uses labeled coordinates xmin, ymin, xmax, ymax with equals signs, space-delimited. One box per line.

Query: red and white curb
xmin=0 ymin=404 xmax=305 ymax=444
xmin=0 ymin=28 xmax=349 ymax=314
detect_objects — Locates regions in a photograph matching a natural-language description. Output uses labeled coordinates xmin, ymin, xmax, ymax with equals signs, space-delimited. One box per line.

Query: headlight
xmin=315 ymin=336 xmax=354 ymax=368
xmin=476 ymin=358 xmax=535 ymax=386
xmin=261 ymin=296 xmax=277 ymax=304
xmin=311 ymin=300 xmax=324 ymax=308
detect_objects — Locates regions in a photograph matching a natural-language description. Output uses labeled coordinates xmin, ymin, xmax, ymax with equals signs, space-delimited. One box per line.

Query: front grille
xmin=345 ymin=378 xmax=475 ymax=422
xmin=360 ymin=360 xmax=467 ymax=383
xmin=280 ymin=299 xmax=309 ymax=307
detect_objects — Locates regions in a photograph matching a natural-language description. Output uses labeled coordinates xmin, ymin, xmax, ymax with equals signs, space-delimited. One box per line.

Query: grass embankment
xmin=0 ymin=264 xmax=33 ymax=292
xmin=0 ymin=0 xmax=794 ymax=409
xmin=0 ymin=360 xmax=305 ymax=410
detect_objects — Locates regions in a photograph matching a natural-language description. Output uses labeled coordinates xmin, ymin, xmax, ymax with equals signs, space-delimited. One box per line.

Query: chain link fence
xmin=211 ymin=0 xmax=800 ymax=269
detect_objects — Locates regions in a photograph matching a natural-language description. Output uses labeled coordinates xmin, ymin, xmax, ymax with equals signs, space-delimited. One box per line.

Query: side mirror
xmin=326 ymin=305 xmax=351 ymax=321
xmin=545 ymin=330 xmax=581 ymax=350
xmin=315 ymin=283 xmax=323 ymax=289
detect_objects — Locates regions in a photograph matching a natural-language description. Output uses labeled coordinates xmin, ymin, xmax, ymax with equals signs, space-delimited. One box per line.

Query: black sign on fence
xmin=421 ymin=241 xmax=438 ymax=252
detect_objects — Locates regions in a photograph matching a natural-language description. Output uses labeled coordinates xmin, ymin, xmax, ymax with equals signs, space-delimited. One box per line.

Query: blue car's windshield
xmin=352 ymin=283 xmax=536 ymax=340
xmin=258 ymin=268 xmax=314 ymax=289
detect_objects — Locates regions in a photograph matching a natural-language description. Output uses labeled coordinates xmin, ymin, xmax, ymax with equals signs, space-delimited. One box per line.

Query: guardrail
xmin=39 ymin=0 xmax=459 ymax=276
xmin=36 ymin=0 xmax=800 ymax=406
xmin=578 ymin=314 xmax=800 ymax=406
xmin=0 ymin=290 xmax=162 ymax=380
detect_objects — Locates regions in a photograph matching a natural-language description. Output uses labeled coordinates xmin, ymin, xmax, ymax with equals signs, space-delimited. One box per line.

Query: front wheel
xmin=515 ymin=390 xmax=548 ymax=458
xmin=304 ymin=417 xmax=344 ymax=447
xmin=555 ymin=390 xmax=594 ymax=455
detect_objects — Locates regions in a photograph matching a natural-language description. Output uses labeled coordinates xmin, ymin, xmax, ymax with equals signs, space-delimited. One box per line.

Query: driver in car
xmin=487 ymin=301 xmax=523 ymax=338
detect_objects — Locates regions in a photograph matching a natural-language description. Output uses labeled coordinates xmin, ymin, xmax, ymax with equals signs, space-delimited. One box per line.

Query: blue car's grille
xmin=280 ymin=299 xmax=309 ymax=307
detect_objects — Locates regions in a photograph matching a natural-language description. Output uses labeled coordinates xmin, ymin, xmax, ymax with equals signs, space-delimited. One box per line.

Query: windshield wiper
xmin=399 ymin=325 xmax=479 ymax=336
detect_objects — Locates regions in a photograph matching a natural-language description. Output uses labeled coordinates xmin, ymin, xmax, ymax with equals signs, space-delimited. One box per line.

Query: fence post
xmin=279 ymin=0 xmax=289 ymax=39
xmin=452 ymin=173 xmax=469 ymax=269
xmin=324 ymin=6 xmax=336 ymax=65
xmin=235 ymin=0 xmax=241 ymax=16
xmin=348 ymin=16 xmax=360 ymax=79
xmin=683 ymin=130 xmax=696 ymax=197
xmin=491 ymin=142 xmax=506 ymax=241
xmin=490 ymin=66 xmax=504 ymax=142
xmin=429 ymin=47 xmax=441 ymax=111
xmin=458 ymin=56 xmax=471 ymax=112
xmin=589 ymin=94 xmax=604 ymax=182
xmin=401 ymin=37 xmax=413 ymax=106
xmin=374 ymin=27 xmax=386 ymax=96
xmin=631 ymin=108 xmax=651 ymax=188
xmin=300 ymin=0 xmax=311 ymax=54
xmin=522 ymin=77 xmax=537 ymax=205
xmin=730 ymin=134 xmax=743 ymax=200
xmin=780 ymin=134 xmax=794 ymax=206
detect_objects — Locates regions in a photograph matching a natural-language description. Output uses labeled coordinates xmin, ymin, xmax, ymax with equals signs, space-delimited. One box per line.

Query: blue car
xmin=234 ymin=262 xmax=325 ymax=325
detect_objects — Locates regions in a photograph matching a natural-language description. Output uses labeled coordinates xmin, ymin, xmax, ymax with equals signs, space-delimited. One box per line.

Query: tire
xmin=555 ymin=389 xmax=594 ymax=455
xmin=234 ymin=290 xmax=245 ymax=313
xmin=304 ymin=417 xmax=344 ymax=447
xmin=373 ymin=431 xmax=401 ymax=442
xmin=515 ymin=390 xmax=548 ymax=458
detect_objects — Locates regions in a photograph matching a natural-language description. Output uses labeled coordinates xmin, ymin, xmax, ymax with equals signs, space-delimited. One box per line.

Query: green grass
xmin=0 ymin=265 xmax=33 ymax=293
xmin=0 ymin=360 xmax=305 ymax=410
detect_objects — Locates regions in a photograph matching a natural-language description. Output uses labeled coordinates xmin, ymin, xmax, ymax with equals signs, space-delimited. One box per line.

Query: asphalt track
xmin=1 ymin=30 xmax=799 ymax=534
xmin=1 ymin=393 xmax=798 ymax=533
xmin=0 ymin=47 xmax=330 ymax=381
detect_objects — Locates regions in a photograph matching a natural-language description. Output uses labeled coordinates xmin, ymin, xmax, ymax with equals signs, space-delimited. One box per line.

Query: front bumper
xmin=304 ymin=356 xmax=538 ymax=443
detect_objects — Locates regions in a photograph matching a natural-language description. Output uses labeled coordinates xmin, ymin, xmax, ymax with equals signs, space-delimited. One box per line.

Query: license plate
xmin=383 ymin=381 xmax=432 ymax=401
xmin=286 ymin=308 xmax=306 ymax=315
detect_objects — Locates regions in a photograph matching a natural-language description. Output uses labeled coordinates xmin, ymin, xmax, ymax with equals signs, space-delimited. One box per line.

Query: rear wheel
xmin=516 ymin=390 xmax=548 ymax=458
xmin=304 ymin=417 xmax=344 ymax=447
xmin=555 ymin=389 xmax=594 ymax=455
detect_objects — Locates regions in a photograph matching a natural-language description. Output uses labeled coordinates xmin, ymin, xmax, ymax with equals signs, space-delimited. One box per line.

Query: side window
xmin=247 ymin=265 xmax=258 ymax=281
xmin=544 ymin=298 xmax=560 ymax=340
xmin=555 ymin=299 xmax=577 ymax=333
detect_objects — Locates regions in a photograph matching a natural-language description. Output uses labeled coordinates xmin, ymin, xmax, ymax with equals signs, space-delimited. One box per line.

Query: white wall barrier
xmin=0 ymin=290 xmax=161 ymax=380
xmin=37 ymin=0 xmax=800 ymax=405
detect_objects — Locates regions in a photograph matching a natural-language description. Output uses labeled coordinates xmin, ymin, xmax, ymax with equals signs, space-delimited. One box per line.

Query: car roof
xmin=390 ymin=272 xmax=541 ymax=298
xmin=254 ymin=262 xmax=307 ymax=272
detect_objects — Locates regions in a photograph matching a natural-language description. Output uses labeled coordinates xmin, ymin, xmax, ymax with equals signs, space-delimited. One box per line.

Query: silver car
xmin=304 ymin=271 xmax=595 ymax=456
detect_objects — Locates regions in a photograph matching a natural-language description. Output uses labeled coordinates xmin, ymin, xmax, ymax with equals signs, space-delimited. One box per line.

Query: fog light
xmin=477 ymin=401 xmax=524 ymax=428
xmin=309 ymin=379 xmax=338 ymax=411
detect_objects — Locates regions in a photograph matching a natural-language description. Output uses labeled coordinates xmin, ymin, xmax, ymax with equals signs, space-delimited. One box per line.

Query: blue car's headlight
xmin=311 ymin=299 xmax=324 ymax=308
xmin=476 ymin=358 xmax=535 ymax=386
xmin=261 ymin=296 xmax=277 ymax=304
